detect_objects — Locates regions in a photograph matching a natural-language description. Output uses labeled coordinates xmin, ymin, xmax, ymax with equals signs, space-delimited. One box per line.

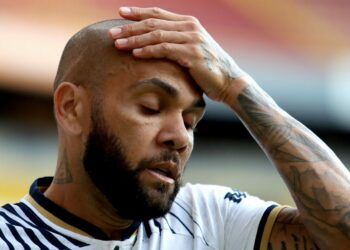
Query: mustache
xmin=138 ymin=151 xmax=181 ymax=170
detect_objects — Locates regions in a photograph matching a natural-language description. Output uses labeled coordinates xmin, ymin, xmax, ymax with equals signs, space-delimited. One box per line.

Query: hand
xmin=109 ymin=6 xmax=247 ymax=102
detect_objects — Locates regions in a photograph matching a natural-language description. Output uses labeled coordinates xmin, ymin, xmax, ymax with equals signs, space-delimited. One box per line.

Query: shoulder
xmin=162 ymin=183 xmax=280 ymax=249
xmin=173 ymin=183 xmax=278 ymax=230
xmin=176 ymin=183 xmax=269 ymax=209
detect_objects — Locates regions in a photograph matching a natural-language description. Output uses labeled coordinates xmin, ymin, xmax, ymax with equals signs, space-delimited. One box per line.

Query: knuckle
xmin=180 ymin=58 xmax=192 ymax=68
xmin=122 ymin=24 xmax=133 ymax=35
xmin=160 ymin=43 xmax=171 ymax=52
xmin=142 ymin=46 xmax=151 ymax=54
xmin=152 ymin=7 xmax=162 ymax=15
xmin=191 ymin=45 xmax=202 ymax=58
xmin=132 ymin=8 xmax=141 ymax=18
xmin=129 ymin=36 xmax=138 ymax=46
xmin=186 ymin=16 xmax=200 ymax=24
xmin=145 ymin=18 xmax=157 ymax=30
xmin=152 ymin=30 xmax=163 ymax=40
xmin=186 ymin=20 xmax=199 ymax=31
xmin=192 ymin=32 xmax=204 ymax=43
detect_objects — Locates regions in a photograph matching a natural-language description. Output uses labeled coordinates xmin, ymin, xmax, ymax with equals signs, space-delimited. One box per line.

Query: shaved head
xmin=53 ymin=19 xmax=134 ymax=92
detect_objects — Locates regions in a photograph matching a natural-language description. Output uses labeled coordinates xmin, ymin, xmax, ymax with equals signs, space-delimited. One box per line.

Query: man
xmin=1 ymin=6 xmax=349 ymax=249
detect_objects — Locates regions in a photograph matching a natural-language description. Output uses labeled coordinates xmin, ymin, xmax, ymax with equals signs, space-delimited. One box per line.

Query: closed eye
xmin=140 ymin=105 xmax=160 ymax=115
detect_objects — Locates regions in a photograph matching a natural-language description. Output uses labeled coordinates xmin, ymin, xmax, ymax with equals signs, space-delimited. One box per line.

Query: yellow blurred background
xmin=1 ymin=0 xmax=350 ymax=206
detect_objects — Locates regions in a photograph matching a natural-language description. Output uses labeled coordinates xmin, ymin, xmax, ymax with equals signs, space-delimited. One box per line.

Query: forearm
xmin=225 ymin=76 xmax=350 ymax=248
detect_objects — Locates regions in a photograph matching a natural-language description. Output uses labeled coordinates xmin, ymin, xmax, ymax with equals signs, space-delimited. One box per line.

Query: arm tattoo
xmin=268 ymin=241 xmax=320 ymax=250
xmin=237 ymin=85 xmax=330 ymax=163
xmin=236 ymin=84 xmax=350 ymax=245
xmin=291 ymin=234 xmax=299 ymax=250
xmin=200 ymin=42 xmax=243 ymax=81
xmin=291 ymin=166 xmax=350 ymax=238
xmin=201 ymin=43 xmax=216 ymax=73
xmin=269 ymin=210 xmax=320 ymax=250
xmin=53 ymin=151 xmax=73 ymax=184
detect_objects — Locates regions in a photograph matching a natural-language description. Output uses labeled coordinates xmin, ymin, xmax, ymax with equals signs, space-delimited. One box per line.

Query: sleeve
xmin=220 ymin=188 xmax=283 ymax=250
xmin=177 ymin=184 xmax=284 ymax=250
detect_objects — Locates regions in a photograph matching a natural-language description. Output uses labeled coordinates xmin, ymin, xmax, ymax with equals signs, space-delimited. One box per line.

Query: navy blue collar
xmin=29 ymin=177 xmax=140 ymax=240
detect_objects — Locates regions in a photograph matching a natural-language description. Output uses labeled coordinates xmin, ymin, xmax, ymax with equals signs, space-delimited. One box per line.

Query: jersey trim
xmin=254 ymin=205 xmax=285 ymax=250
xmin=259 ymin=205 xmax=289 ymax=250
xmin=24 ymin=195 xmax=92 ymax=238
xmin=27 ymin=177 xmax=140 ymax=240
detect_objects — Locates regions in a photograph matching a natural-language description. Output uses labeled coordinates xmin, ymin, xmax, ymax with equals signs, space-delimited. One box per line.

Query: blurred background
xmin=1 ymin=0 xmax=349 ymax=206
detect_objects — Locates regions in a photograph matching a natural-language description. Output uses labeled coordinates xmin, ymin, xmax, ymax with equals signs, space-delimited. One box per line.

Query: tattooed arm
xmin=228 ymin=77 xmax=350 ymax=249
xmin=110 ymin=6 xmax=350 ymax=248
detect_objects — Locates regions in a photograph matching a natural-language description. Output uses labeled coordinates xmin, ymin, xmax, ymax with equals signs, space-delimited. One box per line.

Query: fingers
xmin=132 ymin=43 xmax=201 ymax=68
xmin=118 ymin=6 xmax=191 ymax=21
xmin=109 ymin=6 xmax=206 ymax=70
xmin=110 ymin=19 xmax=198 ymax=39
xmin=114 ymin=30 xmax=199 ymax=50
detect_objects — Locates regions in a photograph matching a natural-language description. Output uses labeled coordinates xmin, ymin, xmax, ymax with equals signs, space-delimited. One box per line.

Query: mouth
xmin=145 ymin=161 xmax=179 ymax=184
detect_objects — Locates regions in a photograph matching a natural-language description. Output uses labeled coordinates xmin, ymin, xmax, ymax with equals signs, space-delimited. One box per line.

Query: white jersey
xmin=0 ymin=177 xmax=283 ymax=250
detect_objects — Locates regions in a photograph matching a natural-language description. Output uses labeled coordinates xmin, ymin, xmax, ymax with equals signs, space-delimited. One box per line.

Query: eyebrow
xmin=131 ymin=77 xmax=206 ymax=109
xmin=132 ymin=78 xmax=179 ymax=98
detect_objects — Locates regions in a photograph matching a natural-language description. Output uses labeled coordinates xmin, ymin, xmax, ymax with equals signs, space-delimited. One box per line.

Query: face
xmin=83 ymin=59 xmax=205 ymax=220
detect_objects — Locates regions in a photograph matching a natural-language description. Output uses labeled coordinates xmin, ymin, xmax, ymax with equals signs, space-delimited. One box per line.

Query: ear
xmin=54 ymin=82 xmax=89 ymax=135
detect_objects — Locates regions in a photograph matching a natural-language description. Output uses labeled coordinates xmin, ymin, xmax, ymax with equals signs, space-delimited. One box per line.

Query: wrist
xmin=221 ymin=74 xmax=255 ymax=108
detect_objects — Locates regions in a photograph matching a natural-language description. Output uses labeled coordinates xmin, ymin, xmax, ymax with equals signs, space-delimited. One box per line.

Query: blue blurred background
xmin=1 ymin=0 xmax=349 ymax=205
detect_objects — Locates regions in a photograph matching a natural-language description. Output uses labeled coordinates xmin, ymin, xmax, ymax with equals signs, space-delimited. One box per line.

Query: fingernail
xmin=109 ymin=27 xmax=122 ymax=38
xmin=120 ymin=7 xmax=131 ymax=15
xmin=133 ymin=48 xmax=143 ymax=55
xmin=116 ymin=38 xmax=128 ymax=46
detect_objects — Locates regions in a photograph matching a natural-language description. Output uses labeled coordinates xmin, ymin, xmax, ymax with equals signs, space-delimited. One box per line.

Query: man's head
xmin=53 ymin=19 xmax=205 ymax=221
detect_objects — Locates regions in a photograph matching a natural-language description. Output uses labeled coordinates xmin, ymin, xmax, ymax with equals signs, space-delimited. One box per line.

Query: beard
xmin=82 ymin=110 xmax=182 ymax=221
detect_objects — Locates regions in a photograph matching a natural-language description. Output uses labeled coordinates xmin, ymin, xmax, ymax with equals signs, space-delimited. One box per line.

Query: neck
xmin=44 ymin=161 xmax=134 ymax=240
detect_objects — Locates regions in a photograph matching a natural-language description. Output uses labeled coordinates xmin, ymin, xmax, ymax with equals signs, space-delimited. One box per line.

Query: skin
xmin=45 ymin=55 xmax=205 ymax=239
xmin=106 ymin=6 xmax=350 ymax=249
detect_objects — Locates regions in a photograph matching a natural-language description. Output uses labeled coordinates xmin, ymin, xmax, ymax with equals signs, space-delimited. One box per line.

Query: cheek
xmin=108 ymin=114 xmax=159 ymax=163
xmin=119 ymin=118 xmax=157 ymax=146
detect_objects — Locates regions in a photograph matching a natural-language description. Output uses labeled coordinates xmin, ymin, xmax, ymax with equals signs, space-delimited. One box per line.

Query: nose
xmin=156 ymin=115 xmax=191 ymax=153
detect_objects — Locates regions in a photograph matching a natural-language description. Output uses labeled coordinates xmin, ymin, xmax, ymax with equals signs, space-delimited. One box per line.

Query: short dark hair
xmin=53 ymin=19 xmax=134 ymax=92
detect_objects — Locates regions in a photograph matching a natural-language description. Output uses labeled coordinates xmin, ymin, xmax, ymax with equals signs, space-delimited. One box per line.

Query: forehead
xmin=104 ymin=57 xmax=203 ymax=99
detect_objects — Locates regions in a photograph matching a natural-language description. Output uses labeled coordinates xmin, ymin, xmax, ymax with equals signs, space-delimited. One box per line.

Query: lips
xmin=145 ymin=161 xmax=179 ymax=184
xmin=152 ymin=168 xmax=172 ymax=178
